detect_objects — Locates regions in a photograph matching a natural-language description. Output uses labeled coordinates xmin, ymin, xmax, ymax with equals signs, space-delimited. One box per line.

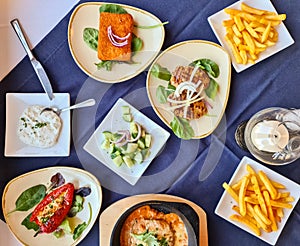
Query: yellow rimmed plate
xmin=68 ymin=2 xmax=165 ymax=83
xmin=2 ymin=167 xmax=102 ymax=246
xmin=146 ymin=40 xmax=231 ymax=139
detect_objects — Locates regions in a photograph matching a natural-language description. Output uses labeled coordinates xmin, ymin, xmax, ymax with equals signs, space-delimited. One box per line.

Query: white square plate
xmin=83 ymin=98 xmax=170 ymax=185
xmin=5 ymin=93 xmax=70 ymax=157
xmin=208 ymin=0 xmax=295 ymax=73
xmin=215 ymin=156 xmax=300 ymax=245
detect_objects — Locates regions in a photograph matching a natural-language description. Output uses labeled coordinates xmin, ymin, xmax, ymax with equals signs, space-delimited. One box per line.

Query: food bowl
xmin=110 ymin=201 xmax=199 ymax=245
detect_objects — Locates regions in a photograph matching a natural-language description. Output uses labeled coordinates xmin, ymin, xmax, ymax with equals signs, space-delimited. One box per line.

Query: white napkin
xmin=0 ymin=0 xmax=79 ymax=81
xmin=0 ymin=219 xmax=22 ymax=245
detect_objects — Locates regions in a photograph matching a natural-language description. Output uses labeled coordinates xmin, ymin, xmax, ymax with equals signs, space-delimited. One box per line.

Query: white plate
xmin=215 ymin=156 xmax=300 ymax=245
xmin=68 ymin=2 xmax=165 ymax=83
xmin=207 ymin=0 xmax=295 ymax=73
xmin=83 ymin=98 xmax=170 ymax=185
xmin=146 ymin=40 xmax=231 ymax=139
xmin=2 ymin=166 xmax=102 ymax=246
xmin=5 ymin=93 xmax=70 ymax=157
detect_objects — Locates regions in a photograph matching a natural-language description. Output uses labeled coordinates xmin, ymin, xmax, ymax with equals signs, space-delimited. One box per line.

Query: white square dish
xmin=5 ymin=93 xmax=70 ymax=157
xmin=207 ymin=0 xmax=295 ymax=73
xmin=83 ymin=98 xmax=170 ymax=185
xmin=215 ymin=156 xmax=300 ymax=245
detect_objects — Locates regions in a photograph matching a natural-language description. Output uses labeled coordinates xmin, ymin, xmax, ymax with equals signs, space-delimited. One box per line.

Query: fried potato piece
xmin=230 ymin=214 xmax=261 ymax=236
xmin=223 ymin=3 xmax=286 ymax=65
xmin=222 ymin=164 xmax=294 ymax=236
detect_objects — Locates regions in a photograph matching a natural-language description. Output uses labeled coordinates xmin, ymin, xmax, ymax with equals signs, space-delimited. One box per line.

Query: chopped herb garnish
xmin=34 ymin=122 xmax=47 ymax=128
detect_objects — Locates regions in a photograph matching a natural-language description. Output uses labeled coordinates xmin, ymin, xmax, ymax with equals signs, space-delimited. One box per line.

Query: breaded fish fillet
xmin=98 ymin=12 xmax=133 ymax=61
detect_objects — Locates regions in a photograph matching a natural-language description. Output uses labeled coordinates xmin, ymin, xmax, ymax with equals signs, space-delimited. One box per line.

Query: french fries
xmin=222 ymin=164 xmax=294 ymax=236
xmin=222 ymin=2 xmax=286 ymax=65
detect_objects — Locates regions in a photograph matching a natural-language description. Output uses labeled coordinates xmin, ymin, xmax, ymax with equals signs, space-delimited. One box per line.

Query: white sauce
xmin=17 ymin=105 xmax=62 ymax=148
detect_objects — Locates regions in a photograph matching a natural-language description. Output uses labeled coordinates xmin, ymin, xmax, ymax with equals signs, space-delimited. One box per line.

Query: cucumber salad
xmin=101 ymin=106 xmax=152 ymax=168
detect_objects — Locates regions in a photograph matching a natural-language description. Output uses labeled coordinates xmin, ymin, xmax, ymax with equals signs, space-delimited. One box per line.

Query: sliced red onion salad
xmin=111 ymin=122 xmax=141 ymax=147
xmin=107 ymin=25 xmax=131 ymax=47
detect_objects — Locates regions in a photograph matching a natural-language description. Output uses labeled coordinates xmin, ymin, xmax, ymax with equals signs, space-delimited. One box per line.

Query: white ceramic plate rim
xmin=83 ymin=98 xmax=170 ymax=185
xmin=207 ymin=0 xmax=295 ymax=73
xmin=5 ymin=93 xmax=70 ymax=157
xmin=146 ymin=39 xmax=231 ymax=139
xmin=215 ymin=156 xmax=300 ymax=245
xmin=2 ymin=166 xmax=102 ymax=246
xmin=68 ymin=2 xmax=165 ymax=83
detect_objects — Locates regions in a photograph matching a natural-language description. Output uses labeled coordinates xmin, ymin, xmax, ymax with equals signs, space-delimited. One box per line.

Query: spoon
xmin=40 ymin=98 xmax=96 ymax=115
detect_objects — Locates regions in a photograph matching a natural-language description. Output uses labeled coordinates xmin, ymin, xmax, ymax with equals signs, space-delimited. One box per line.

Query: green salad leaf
xmin=68 ymin=195 xmax=84 ymax=217
xmin=83 ymin=28 xmax=99 ymax=51
xmin=134 ymin=21 xmax=169 ymax=29
xmin=205 ymin=78 xmax=219 ymax=100
xmin=99 ymin=4 xmax=127 ymax=14
xmin=95 ymin=60 xmax=114 ymax=71
xmin=73 ymin=202 xmax=92 ymax=240
xmin=21 ymin=213 xmax=39 ymax=231
xmin=53 ymin=219 xmax=72 ymax=238
xmin=151 ymin=63 xmax=171 ymax=81
xmin=170 ymin=116 xmax=195 ymax=140
xmin=7 ymin=184 xmax=46 ymax=214
xmin=190 ymin=58 xmax=220 ymax=78
xmin=156 ymin=85 xmax=174 ymax=103
xmin=131 ymin=230 xmax=168 ymax=246
xmin=132 ymin=33 xmax=143 ymax=53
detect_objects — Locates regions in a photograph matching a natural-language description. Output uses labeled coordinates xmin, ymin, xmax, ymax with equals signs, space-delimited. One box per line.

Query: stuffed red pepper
xmin=30 ymin=183 xmax=74 ymax=233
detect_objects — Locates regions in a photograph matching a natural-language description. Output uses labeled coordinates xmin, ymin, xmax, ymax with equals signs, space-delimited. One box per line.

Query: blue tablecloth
xmin=1 ymin=0 xmax=299 ymax=245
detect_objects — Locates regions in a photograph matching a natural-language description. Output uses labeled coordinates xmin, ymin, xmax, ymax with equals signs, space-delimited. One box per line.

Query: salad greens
xmin=151 ymin=63 xmax=172 ymax=81
xmin=190 ymin=58 xmax=220 ymax=78
xmin=205 ymin=77 xmax=219 ymax=100
xmin=83 ymin=28 xmax=98 ymax=51
xmin=7 ymin=184 xmax=46 ymax=214
xmin=134 ymin=21 xmax=169 ymax=29
xmin=152 ymin=58 xmax=220 ymax=139
xmin=156 ymin=85 xmax=174 ymax=104
xmin=131 ymin=230 xmax=168 ymax=246
xmin=99 ymin=4 xmax=127 ymax=14
xmin=21 ymin=213 xmax=40 ymax=231
xmin=170 ymin=116 xmax=195 ymax=140
xmin=73 ymin=202 xmax=92 ymax=240
xmin=53 ymin=219 xmax=72 ymax=238
xmin=131 ymin=33 xmax=143 ymax=53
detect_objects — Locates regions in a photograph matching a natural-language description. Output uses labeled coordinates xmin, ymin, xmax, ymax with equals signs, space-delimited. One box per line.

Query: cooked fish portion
xmin=171 ymin=100 xmax=208 ymax=120
xmin=120 ymin=205 xmax=188 ymax=246
xmin=98 ymin=12 xmax=133 ymax=61
xmin=170 ymin=65 xmax=210 ymax=89
xmin=168 ymin=65 xmax=210 ymax=120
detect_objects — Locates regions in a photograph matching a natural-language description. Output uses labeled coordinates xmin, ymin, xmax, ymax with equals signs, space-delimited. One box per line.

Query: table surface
xmin=0 ymin=0 xmax=299 ymax=246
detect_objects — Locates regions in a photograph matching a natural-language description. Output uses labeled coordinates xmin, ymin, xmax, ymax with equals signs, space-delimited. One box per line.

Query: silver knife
xmin=10 ymin=18 xmax=54 ymax=101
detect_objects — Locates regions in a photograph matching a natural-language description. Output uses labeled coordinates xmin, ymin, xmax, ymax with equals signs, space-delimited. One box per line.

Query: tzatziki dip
xmin=17 ymin=105 xmax=62 ymax=148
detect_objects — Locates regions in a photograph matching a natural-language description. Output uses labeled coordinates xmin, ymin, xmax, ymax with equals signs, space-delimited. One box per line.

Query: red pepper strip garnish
xmin=30 ymin=183 xmax=74 ymax=233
